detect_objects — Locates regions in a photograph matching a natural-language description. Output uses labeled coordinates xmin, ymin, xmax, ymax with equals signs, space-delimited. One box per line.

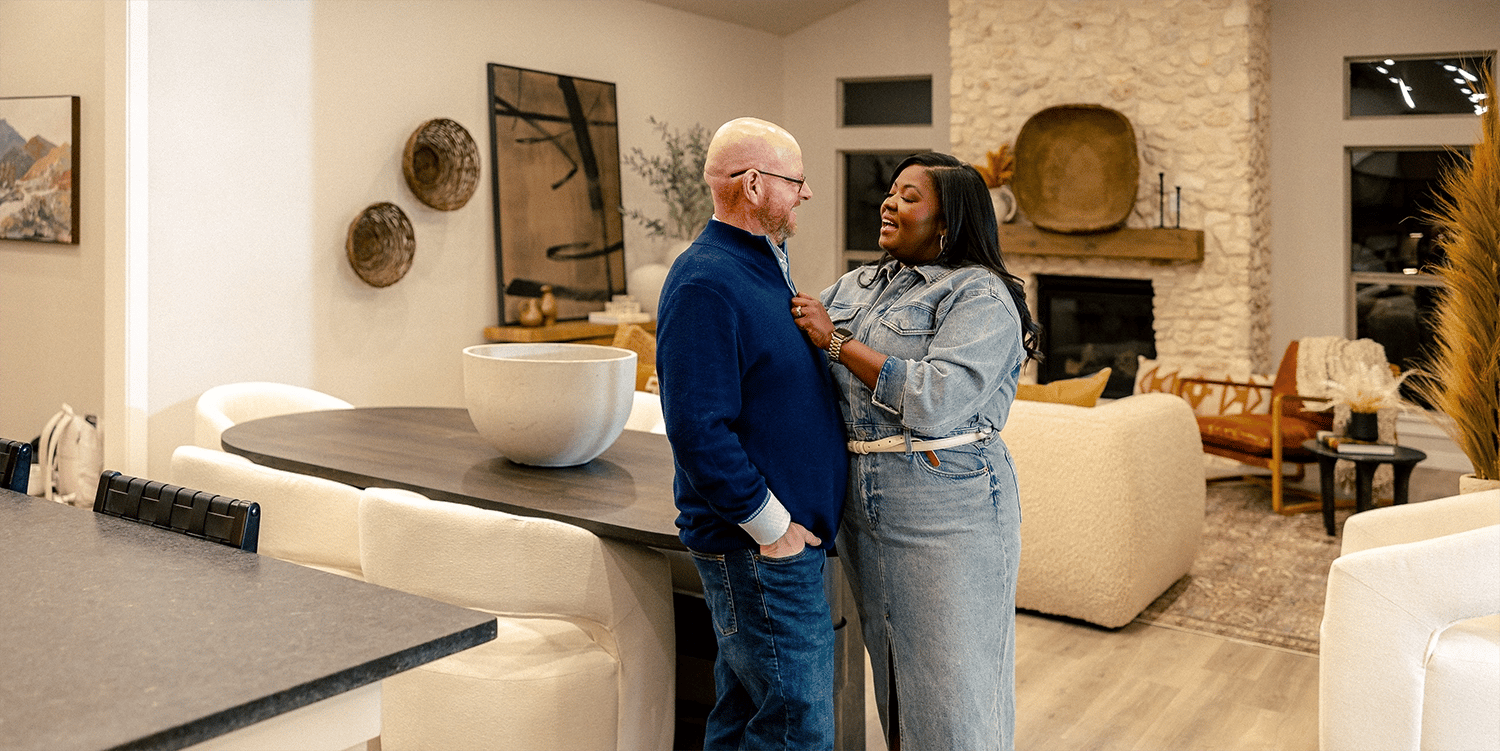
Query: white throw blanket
xmin=1296 ymin=336 xmax=1398 ymax=496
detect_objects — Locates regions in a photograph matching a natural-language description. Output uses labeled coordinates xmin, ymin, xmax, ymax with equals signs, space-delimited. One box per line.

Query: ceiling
xmin=639 ymin=0 xmax=863 ymax=36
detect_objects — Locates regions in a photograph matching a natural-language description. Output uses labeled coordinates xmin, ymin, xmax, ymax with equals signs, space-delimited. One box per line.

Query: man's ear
xmin=740 ymin=172 xmax=764 ymax=206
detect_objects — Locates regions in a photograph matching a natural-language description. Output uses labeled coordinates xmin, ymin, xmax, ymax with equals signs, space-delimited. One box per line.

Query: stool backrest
xmin=93 ymin=471 xmax=260 ymax=552
xmin=1 ymin=438 xmax=31 ymax=494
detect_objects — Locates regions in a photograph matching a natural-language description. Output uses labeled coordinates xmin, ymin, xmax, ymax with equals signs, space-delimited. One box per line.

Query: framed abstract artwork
xmin=487 ymin=63 xmax=624 ymax=324
xmin=0 ymin=96 xmax=79 ymax=244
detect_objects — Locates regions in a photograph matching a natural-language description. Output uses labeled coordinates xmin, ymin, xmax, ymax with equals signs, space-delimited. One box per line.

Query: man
xmin=656 ymin=117 xmax=848 ymax=750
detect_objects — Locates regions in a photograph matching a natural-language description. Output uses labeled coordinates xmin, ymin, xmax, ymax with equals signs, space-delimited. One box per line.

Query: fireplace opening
xmin=1035 ymin=275 xmax=1155 ymax=399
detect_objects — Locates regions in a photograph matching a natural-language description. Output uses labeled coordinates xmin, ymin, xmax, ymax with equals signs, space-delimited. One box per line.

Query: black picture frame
xmin=487 ymin=64 xmax=624 ymax=325
xmin=0 ymin=95 xmax=80 ymax=244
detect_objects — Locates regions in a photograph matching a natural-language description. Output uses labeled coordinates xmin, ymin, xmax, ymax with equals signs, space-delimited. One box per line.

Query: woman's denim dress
xmin=823 ymin=261 xmax=1024 ymax=750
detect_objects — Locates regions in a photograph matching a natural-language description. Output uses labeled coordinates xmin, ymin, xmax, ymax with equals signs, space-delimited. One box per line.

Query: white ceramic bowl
xmin=462 ymin=343 xmax=637 ymax=467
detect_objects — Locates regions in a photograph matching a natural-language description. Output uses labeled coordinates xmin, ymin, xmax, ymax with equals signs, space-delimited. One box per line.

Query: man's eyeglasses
xmin=729 ymin=168 xmax=806 ymax=188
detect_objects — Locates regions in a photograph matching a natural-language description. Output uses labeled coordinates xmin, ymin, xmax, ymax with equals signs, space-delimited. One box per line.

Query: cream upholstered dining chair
xmin=170 ymin=445 xmax=364 ymax=579
xmin=358 ymin=487 xmax=675 ymax=751
xmin=1319 ymin=489 xmax=1500 ymax=751
xmin=194 ymin=381 xmax=353 ymax=451
xmin=625 ymin=390 xmax=666 ymax=434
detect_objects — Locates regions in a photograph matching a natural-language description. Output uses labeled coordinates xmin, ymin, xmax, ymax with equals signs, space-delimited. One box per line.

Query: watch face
xmin=835 ymin=327 xmax=853 ymax=338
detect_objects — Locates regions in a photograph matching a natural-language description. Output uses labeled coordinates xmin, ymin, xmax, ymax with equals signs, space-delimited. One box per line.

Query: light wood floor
xmin=861 ymin=618 xmax=1320 ymax=751
xmin=860 ymin=466 xmax=1464 ymax=751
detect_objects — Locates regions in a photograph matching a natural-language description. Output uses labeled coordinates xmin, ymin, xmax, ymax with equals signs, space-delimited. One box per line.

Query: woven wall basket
xmin=402 ymin=118 xmax=480 ymax=211
xmin=346 ymin=202 xmax=415 ymax=288
xmin=1012 ymin=104 xmax=1139 ymax=234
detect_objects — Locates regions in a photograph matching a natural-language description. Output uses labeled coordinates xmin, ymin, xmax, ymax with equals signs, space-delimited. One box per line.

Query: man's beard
xmin=756 ymin=202 xmax=797 ymax=245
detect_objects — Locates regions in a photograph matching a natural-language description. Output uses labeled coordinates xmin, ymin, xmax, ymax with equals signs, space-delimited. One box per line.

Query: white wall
xmin=136 ymin=0 xmax=783 ymax=477
xmin=782 ymin=0 xmax=951 ymax=294
xmin=0 ymin=0 xmax=109 ymax=444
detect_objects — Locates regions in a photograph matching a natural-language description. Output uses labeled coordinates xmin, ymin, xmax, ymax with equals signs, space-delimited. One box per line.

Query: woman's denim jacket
xmin=821 ymin=261 xmax=1025 ymax=445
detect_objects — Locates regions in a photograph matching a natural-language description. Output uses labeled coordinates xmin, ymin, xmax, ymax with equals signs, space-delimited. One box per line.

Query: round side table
xmin=1301 ymin=440 xmax=1427 ymax=536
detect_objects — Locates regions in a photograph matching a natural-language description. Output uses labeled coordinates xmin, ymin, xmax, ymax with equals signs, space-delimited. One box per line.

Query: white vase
xmin=1459 ymin=473 xmax=1500 ymax=494
xmin=628 ymin=263 xmax=671 ymax=318
xmin=462 ymin=343 xmax=636 ymax=467
xmin=990 ymin=185 xmax=1017 ymax=223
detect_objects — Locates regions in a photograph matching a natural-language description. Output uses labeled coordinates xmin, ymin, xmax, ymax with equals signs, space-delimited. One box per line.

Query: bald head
xmin=703 ymin=118 xmax=810 ymax=243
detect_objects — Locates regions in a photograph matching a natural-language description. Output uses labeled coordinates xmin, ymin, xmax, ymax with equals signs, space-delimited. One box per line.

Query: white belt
xmin=847 ymin=432 xmax=987 ymax=455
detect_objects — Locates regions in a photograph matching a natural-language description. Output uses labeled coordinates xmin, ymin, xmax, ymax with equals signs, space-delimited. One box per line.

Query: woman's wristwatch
xmin=827 ymin=327 xmax=854 ymax=364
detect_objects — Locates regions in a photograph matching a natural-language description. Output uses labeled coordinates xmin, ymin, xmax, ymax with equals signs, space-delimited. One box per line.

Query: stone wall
xmin=950 ymin=0 xmax=1273 ymax=374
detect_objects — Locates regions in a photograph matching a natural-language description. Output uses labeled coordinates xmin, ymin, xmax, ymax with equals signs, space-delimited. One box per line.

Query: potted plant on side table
xmin=1411 ymin=72 xmax=1500 ymax=495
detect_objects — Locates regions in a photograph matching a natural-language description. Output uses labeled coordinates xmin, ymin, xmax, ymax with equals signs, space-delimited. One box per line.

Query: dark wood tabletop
xmin=0 ymin=488 xmax=495 ymax=751
xmin=220 ymin=406 xmax=684 ymax=549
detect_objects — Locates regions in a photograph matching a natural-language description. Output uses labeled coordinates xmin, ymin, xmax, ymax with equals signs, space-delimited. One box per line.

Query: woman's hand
xmin=791 ymin=293 xmax=834 ymax=349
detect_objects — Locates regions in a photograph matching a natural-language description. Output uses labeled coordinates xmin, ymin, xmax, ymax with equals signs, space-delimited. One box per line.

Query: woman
xmin=791 ymin=152 xmax=1040 ymax=750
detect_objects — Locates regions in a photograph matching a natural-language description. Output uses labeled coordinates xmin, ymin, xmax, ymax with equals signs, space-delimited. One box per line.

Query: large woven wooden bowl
xmin=1012 ymin=104 xmax=1138 ymax=234
xmin=402 ymin=118 xmax=480 ymax=211
xmin=346 ymin=202 xmax=415 ymax=288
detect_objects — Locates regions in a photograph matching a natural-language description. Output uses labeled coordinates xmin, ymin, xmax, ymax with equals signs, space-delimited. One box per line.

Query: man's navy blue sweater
xmin=656 ymin=221 xmax=847 ymax=554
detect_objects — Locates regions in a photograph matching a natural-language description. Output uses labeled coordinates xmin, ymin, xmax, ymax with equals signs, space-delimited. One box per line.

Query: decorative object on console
xmin=588 ymin=295 xmax=651 ymax=325
xmin=0 ymin=95 xmax=79 ymax=244
xmin=538 ymin=284 xmax=558 ymax=325
xmin=1410 ymin=72 xmax=1499 ymax=491
xmin=346 ymin=202 xmax=415 ymax=287
xmin=462 ymin=343 xmax=636 ymax=467
xmin=488 ymin=64 xmax=624 ymax=325
xmin=517 ymin=298 xmax=543 ymax=327
xmin=402 ymin=118 xmax=480 ymax=211
xmin=1011 ymin=104 xmax=1138 ymax=234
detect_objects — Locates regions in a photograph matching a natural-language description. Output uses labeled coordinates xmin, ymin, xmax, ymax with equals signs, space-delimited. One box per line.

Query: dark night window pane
xmin=1350 ymin=148 xmax=1469 ymax=275
xmin=844 ymin=152 xmax=912 ymax=251
xmin=841 ymin=78 xmax=932 ymax=126
xmin=1355 ymin=282 xmax=1442 ymax=407
xmin=1348 ymin=54 xmax=1492 ymax=117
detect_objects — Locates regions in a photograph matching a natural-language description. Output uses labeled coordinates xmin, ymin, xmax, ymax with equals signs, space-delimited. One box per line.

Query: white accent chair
xmin=1319 ymin=489 xmax=1500 ymax=751
xmin=194 ymin=382 xmax=353 ymax=451
xmin=1001 ymin=393 xmax=1207 ymax=627
xmin=625 ymin=390 xmax=666 ymax=434
xmin=358 ymin=487 xmax=675 ymax=751
xmin=170 ymin=445 xmax=364 ymax=579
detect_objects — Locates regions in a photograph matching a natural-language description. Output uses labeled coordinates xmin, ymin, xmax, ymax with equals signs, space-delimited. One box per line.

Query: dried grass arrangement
xmin=1412 ymin=71 xmax=1500 ymax=481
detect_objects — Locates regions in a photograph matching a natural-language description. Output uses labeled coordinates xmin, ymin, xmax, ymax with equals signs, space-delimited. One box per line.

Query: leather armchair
xmin=1180 ymin=340 xmax=1334 ymax=514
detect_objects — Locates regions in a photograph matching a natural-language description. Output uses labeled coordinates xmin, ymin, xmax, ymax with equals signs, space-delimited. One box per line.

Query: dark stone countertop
xmin=0 ymin=489 xmax=495 ymax=751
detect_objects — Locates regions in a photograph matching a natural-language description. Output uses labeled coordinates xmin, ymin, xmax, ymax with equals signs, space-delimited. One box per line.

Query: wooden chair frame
xmin=1175 ymin=376 xmax=1328 ymax=515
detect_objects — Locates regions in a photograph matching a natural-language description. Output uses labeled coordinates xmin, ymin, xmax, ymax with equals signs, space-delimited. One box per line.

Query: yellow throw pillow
xmin=1016 ymin=367 xmax=1112 ymax=407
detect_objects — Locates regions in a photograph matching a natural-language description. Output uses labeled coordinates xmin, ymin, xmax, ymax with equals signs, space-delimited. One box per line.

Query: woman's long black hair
xmin=860 ymin=152 xmax=1042 ymax=362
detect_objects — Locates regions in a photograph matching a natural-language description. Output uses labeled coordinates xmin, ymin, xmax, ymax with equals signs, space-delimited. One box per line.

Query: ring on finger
xmin=796 ymin=305 xmax=803 ymax=317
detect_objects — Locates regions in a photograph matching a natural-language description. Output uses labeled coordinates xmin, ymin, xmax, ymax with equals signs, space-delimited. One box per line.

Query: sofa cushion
xmin=1016 ymin=367 xmax=1111 ymax=407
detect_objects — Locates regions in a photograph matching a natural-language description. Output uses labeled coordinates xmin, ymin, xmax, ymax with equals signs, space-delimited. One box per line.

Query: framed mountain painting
xmin=0 ymin=96 xmax=80 ymax=244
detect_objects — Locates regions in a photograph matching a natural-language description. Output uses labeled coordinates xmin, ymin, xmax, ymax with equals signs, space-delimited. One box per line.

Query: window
xmin=842 ymin=151 xmax=914 ymax=266
xmin=1348 ymin=146 xmax=1470 ymax=402
xmin=1347 ymin=53 xmax=1492 ymax=117
xmin=840 ymin=77 xmax=932 ymax=127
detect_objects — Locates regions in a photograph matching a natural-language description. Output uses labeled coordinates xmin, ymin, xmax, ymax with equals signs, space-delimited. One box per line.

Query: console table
xmin=482 ymin=319 xmax=655 ymax=346
xmin=0 ymin=488 xmax=495 ymax=751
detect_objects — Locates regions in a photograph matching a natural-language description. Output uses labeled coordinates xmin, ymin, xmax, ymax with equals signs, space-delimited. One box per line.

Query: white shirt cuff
xmin=739 ymin=490 xmax=791 ymax=546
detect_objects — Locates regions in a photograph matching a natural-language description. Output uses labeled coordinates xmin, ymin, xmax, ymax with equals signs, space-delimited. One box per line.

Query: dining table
xmin=0 ymin=486 xmax=495 ymax=751
xmin=220 ymin=405 xmax=867 ymax=750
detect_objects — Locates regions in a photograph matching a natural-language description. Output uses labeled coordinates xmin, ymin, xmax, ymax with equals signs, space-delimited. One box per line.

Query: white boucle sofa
xmin=1000 ymin=392 xmax=1206 ymax=628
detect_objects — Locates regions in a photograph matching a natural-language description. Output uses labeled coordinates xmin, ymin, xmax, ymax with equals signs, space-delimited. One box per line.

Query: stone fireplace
xmin=951 ymin=0 xmax=1274 ymax=375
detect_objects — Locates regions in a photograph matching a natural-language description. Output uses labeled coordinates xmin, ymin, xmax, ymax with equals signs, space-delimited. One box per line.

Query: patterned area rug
xmin=1133 ymin=482 xmax=1352 ymax=654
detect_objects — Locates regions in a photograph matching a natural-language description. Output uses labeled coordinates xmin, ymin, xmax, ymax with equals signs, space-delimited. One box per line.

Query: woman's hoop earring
xmin=939 ymin=234 xmax=947 ymax=253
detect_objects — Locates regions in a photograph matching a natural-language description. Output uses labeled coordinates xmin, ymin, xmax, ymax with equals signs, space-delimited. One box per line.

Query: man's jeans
xmin=690 ymin=546 xmax=834 ymax=751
